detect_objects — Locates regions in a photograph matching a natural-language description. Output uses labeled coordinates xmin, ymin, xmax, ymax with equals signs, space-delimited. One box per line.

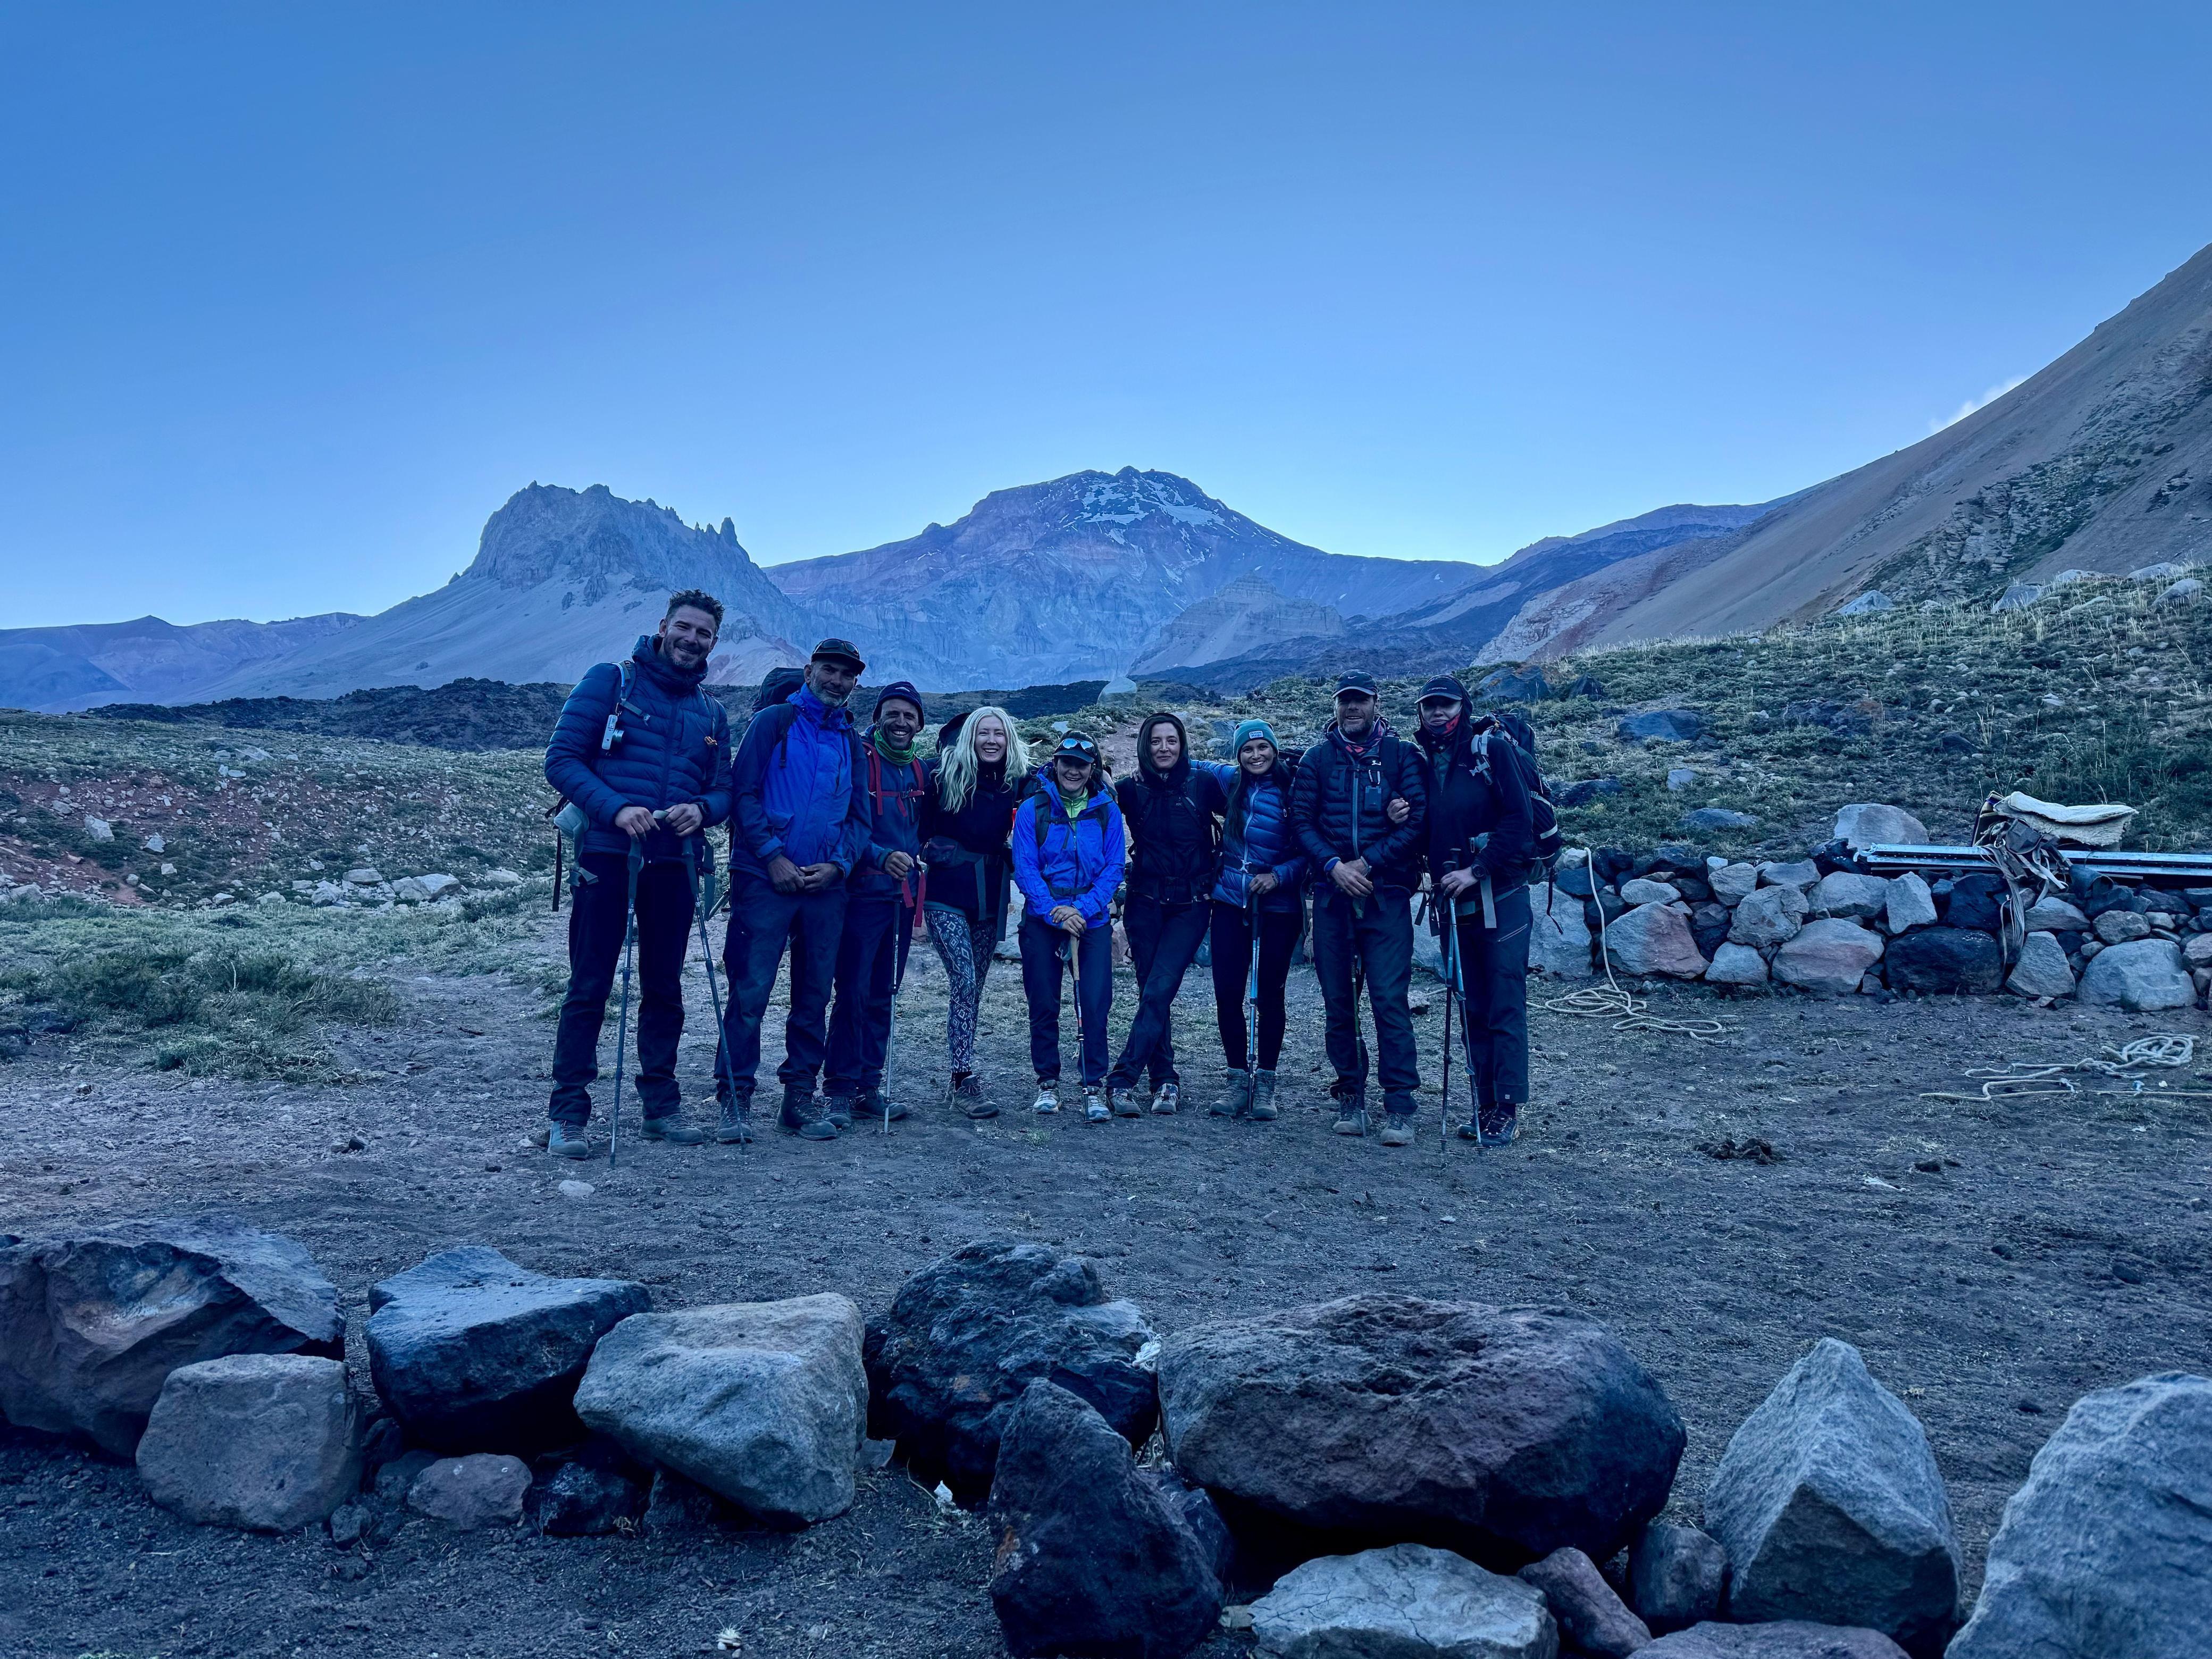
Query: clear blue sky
xmin=4 ymin=3 xmax=2209 ymax=629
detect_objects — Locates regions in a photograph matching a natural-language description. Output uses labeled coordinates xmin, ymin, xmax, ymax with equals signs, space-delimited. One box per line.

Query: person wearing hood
xmin=1414 ymin=674 xmax=1538 ymax=1147
xmin=919 ymin=706 xmax=1032 ymax=1118
xmin=719 ymin=638 xmax=874 ymax=1143
xmin=1288 ymin=671 xmax=1429 ymax=1143
xmin=823 ymin=680 xmax=928 ymax=1129
xmin=1206 ymin=719 xmax=1306 ymax=1122
xmin=540 ymin=590 xmax=734 ymax=1158
xmin=1104 ymin=710 xmax=1231 ymax=1115
xmin=1011 ymin=733 xmax=1125 ymax=1120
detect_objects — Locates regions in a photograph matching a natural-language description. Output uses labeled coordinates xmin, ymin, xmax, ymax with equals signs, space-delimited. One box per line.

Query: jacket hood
xmin=1136 ymin=710 xmax=1192 ymax=785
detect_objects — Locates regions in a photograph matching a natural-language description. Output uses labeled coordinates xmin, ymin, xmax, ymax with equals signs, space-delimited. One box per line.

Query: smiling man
xmin=540 ymin=589 xmax=734 ymax=1159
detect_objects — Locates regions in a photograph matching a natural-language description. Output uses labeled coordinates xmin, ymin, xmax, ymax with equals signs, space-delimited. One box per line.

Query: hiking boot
xmin=1032 ymin=1079 xmax=1060 ymax=1115
xmin=638 ymin=1113 xmax=709 ymax=1145
xmin=1110 ymin=1087 xmax=1143 ymax=1119
xmin=858 ymin=1086 xmax=910 ymax=1124
xmin=1477 ymin=1102 xmax=1521 ymax=1147
xmin=1331 ymin=1095 xmax=1370 ymax=1137
xmin=823 ymin=1094 xmax=856 ymax=1130
xmin=1151 ymin=1082 xmax=1182 ymax=1116
xmin=954 ymin=1073 xmax=996 ymax=1119
xmin=1209 ymin=1071 xmax=1253 ymax=1118
xmin=1083 ymin=1086 xmax=1110 ymax=1122
xmin=717 ymin=1097 xmax=755 ymax=1144
xmin=1378 ymin=1113 xmax=1414 ymax=1148
xmin=546 ymin=1120 xmax=592 ymax=1159
xmin=780 ymin=1087 xmax=837 ymax=1141
xmin=1250 ymin=1069 xmax=1279 ymax=1121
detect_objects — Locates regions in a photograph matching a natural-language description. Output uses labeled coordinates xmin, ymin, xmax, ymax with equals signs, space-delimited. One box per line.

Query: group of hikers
xmin=539 ymin=588 xmax=1542 ymax=1159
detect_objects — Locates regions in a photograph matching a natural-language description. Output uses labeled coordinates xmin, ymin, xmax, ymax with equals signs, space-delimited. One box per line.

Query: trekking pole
xmin=881 ymin=861 xmax=925 ymax=1137
xmin=608 ymin=842 xmax=643 ymax=1168
xmin=1244 ymin=889 xmax=1261 ymax=1090
xmin=1060 ymin=927 xmax=1085 ymax=1111
xmin=685 ymin=837 xmax=740 ymax=1156
xmin=1438 ymin=906 xmax=1455 ymax=1151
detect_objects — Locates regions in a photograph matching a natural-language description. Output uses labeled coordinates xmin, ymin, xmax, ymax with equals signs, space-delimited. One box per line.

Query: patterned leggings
xmin=926 ymin=904 xmax=995 ymax=1074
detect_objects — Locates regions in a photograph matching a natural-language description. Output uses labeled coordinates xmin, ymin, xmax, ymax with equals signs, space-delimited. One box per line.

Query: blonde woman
xmin=919 ymin=707 xmax=1033 ymax=1117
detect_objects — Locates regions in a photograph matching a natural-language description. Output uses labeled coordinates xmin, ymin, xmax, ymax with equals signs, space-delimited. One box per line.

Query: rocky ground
xmin=3 ymin=900 xmax=2209 ymax=1659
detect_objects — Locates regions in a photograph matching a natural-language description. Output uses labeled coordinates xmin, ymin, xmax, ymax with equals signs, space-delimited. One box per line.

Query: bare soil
xmin=5 ymin=911 xmax=2210 ymax=1659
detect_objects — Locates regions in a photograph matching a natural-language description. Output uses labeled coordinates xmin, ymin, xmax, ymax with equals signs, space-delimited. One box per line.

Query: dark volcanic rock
xmin=1618 ymin=710 xmax=1704 ymax=744
xmin=1939 ymin=874 xmax=2005 ymax=933
xmin=1881 ymin=928 xmax=2003 ymax=994
xmin=1477 ymin=665 xmax=1553 ymax=703
xmin=1644 ymin=1623 xmax=1905 ymax=1658
xmin=0 ymin=1220 xmax=343 ymax=1456
xmin=986 ymin=1380 xmax=1222 ymax=1659
xmin=1157 ymin=1293 xmax=1685 ymax=1569
xmin=865 ymin=1238 xmax=1157 ymax=1505
xmin=366 ymin=1246 xmax=648 ymax=1455
xmin=90 ymin=678 xmax=577 ymax=752
xmin=531 ymin=1451 xmax=649 ymax=1537
xmin=1628 ymin=1521 xmax=1729 ymax=1633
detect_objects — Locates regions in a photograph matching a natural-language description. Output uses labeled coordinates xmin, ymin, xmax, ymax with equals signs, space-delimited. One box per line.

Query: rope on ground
xmin=1922 ymin=1034 xmax=2202 ymax=1102
xmin=1538 ymin=850 xmax=1735 ymax=1043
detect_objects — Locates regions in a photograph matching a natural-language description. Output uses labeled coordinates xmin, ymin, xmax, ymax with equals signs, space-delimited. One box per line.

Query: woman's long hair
xmin=936 ymin=705 xmax=1030 ymax=812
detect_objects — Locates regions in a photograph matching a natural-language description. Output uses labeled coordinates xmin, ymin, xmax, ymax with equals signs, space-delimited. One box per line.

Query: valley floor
xmin=4 ymin=910 xmax=2209 ymax=1659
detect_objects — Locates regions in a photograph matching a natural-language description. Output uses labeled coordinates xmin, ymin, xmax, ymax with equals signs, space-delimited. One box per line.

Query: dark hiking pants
xmin=720 ymin=873 xmax=847 ymax=1100
xmin=550 ymin=851 xmax=695 ymax=1127
xmin=1209 ymin=900 xmax=1302 ymax=1073
xmin=1018 ymin=914 xmax=1112 ymax=1085
xmin=825 ymin=893 xmax=907 ymax=1097
xmin=1311 ymin=887 xmax=1420 ymax=1116
xmin=1449 ymin=881 xmax=1531 ymax=1108
xmin=1109 ymin=894 xmax=1208 ymax=1090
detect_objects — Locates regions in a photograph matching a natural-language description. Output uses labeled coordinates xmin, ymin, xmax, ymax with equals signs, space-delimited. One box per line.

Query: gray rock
xmin=327 ymin=1501 xmax=370 ymax=1546
xmin=2184 ymin=931 xmax=2212 ymax=967
xmin=1836 ymin=590 xmax=1894 ymax=617
xmin=0 ymin=1220 xmax=343 ymax=1456
xmin=1703 ymin=1338 xmax=1959 ymax=1656
xmin=1604 ymin=904 xmax=1708 ymax=979
xmin=2129 ymin=561 xmax=2192 ymax=581
xmin=1619 ymin=710 xmax=1704 ymax=744
xmin=1159 ymin=1294 xmax=1685 ymax=1566
xmin=366 ymin=1245 xmax=648 ymax=1454
xmin=1992 ymin=581 xmax=2045 ymax=614
xmin=1627 ymin=1522 xmax=1727 ymax=1633
xmin=1948 ymin=1371 xmax=2212 ymax=1659
xmin=1708 ymin=863 xmax=1759 ymax=904
xmin=1704 ymin=943 xmax=1769 ymax=986
xmin=2078 ymin=937 xmax=2196 ymax=1011
xmin=1677 ymin=808 xmax=1760 ymax=833
xmin=2158 ymin=576 xmax=2202 ymax=606
xmin=1529 ymin=891 xmax=1593 ymax=979
xmin=135 ymin=1354 xmax=360 ymax=1532
xmin=1729 ymin=885 xmax=1808 ymax=949
xmin=1253 ymin=1543 xmax=1559 ymax=1659
xmin=2021 ymin=895 xmax=2090 ymax=933
xmin=1832 ymin=805 xmax=1929 ymax=849
xmin=1641 ymin=1624 xmax=1905 ymax=1658
xmin=987 ymin=1380 xmax=1224 ymax=1659
xmin=1477 ymin=666 xmax=1554 ymax=704
xmin=1665 ymin=769 xmax=1697 ymax=793
xmin=642 ymin=1467 xmax=725 ymax=1532
xmin=342 ymin=867 xmax=384 ymax=886
xmin=1517 ymin=1546 xmax=1649 ymax=1655
xmin=83 ymin=816 xmax=114 ymax=841
xmin=1620 ymin=879 xmax=1681 ymax=906
xmin=372 ymin=1447 xmax=438 ymax=1502
xmin=576 ymin=1293 xmax=867 ymax=1526
xmin=1771 ymin=920 xmax=1884 ymax=996
xmin=1756 ymin=860 xmax=1820 ymax=891
xmin=1882 ymin=874 xmax=1936 ymax=935
xmin=865 ymin=1238 xmax=1158 ymax=1504
xmin=407 ymin=1453 xmax=531 ymax=1529
xmin=1810 ymin=873 xmax=1889 ymax=920
xmin=2005 ymin=932 xmax=2076 ymax=999
xmin=2093 ymin=909 xmax=2152 ymax=945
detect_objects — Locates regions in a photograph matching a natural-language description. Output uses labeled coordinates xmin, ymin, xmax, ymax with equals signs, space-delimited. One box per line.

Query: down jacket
xmin=544 ymin=634 xmax=732 ymax=862
xmin=1012 ymin=774 xmax=1125 ymax=929
xmin=1213 ymin=761 xmax=1306 ymax=912
xmin=1289 ymin=720 xmax=1429 ymax=894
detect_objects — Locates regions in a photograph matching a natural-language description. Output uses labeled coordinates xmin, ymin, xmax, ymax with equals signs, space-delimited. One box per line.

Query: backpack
xmin=548 ymin=658 xmax=719 ymax=907
xmin=1027 ymin=786 xmax=1115 ymax=899
xmin=1468 ymin=710 xmax=1564 ymax=870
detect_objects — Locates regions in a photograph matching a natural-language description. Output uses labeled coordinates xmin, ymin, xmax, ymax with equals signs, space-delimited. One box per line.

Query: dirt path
xmin=5 ymin=912 xmax=2210 ymax=1659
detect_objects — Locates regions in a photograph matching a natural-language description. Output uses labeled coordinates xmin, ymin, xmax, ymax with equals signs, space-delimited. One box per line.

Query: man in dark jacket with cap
xmin=540 ymin=589 xmax=733 ymax=1158
xmin=823 ymin=679 xmax=928 ymax=1127
xmin=1289 ymin=671 xmax=1428 ymax=1142
xmin=720 ymin=638 xmax=873 ymax=1142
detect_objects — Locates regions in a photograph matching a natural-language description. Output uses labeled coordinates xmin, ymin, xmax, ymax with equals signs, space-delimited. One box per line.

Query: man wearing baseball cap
xmin=719 ymin=637 xmax=873 ymax=1142
xmin=1289 ymin=669 xmax=1429 ymax=1143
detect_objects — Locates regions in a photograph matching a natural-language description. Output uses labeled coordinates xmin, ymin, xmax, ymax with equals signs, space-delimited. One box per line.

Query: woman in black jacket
xmin=1413 ymin=674 xmax=1537 ymax=1147
xmin=920 ymin=707 xmax=1030 ymax=1118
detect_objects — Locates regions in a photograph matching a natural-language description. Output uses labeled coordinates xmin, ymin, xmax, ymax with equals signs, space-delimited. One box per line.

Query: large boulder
xmin=1881 ymin=875 xmax=1936 ymax=935
xmin=1939 ymin=875 xmax=2004 ymax=933
xmin=135 ymin=1354 xmax=359 ymax=1531
xmin=1702 ymin=1339 xmax=1959 ymax=1657
xmin=1627 ymin=1522 xmax=1728 ymax=1633
xmin=366 ymin=1246 xmax=648 ymax=1454
xmin=1809 ymin=873 xmax=1889 ymax=921
xmin=2077 ymin=937 xmax=2197 ymax=1011
xmin=986 ymin=1380 xmax=1223 ymax=1659
xmin=2006 ymin=932 xmax=2076 ymax=999
xmin=0 ymin=1220 xmax=343 ymax=1456
xmin=1832 ymin=805 xmax=1929 ymax=849
xmin=1516 ymin=1546 xmax=1650 ymax=1656
xmin=1641 ymin=1625 xmax=1905 ymax=1658
xmin=1603 ymin=905 xmax=1708 ymax=979
xmin=865 ymin=1238 xmax=1157 ymax=1504
xmin=1252 ymin=1543 xmax=1559 ymax=1659
xmin=1729 ymin=886 xmax=1807 ymax=949
xmin=1528 ymin=890 xmax=1593 ymax=978
xmin=576 ymin=1293 xmax=868 ymax=1526
xmin=1158 ymin=1294 xmax=1685 ymax=1568
xmin=1619 ymin=710 xmax=1704 ymax=744
xmin=1771 ymin=920 xmax=1884 ymax=996
xmin=1881 ymin=928 xmax=2002 ymax=995
xmin=1948 ymin=1371 xmax=2212 ymax=1659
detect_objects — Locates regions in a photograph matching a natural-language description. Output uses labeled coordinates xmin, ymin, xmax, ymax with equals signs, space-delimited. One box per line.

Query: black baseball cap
xmin=1334 ymin=671 xmax=1379 ymax=699
xmin=811 ymin=637 xmax=866 ymax=671
xmin=1419 ymin=674 xmax=1468 ymax=705
xmin=1051 ymin=733 xmax=1102 ymax=766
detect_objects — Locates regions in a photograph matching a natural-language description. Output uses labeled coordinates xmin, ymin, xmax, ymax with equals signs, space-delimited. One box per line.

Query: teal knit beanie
xmin=1229 ymin=718 xmax=1278 ymax=758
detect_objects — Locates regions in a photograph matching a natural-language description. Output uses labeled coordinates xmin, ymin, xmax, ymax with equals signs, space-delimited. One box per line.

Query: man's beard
xmin=664 ymin=637 xmax=707 ymax=668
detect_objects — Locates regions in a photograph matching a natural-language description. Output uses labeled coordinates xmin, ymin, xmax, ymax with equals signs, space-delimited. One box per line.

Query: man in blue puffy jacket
xmin=719 ymin=638 xmax=874 ymax=1142
xmin=541 ymin=590 xmax=733 ymax=1158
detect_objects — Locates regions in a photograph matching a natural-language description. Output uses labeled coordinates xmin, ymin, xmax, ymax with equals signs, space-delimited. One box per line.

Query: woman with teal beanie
xmin=1207 ymin=718 xmax=1307 ymax=1120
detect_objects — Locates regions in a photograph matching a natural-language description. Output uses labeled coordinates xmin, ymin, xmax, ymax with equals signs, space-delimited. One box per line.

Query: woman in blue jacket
xmin=1011 ymin=733 xmax=1125 ymax=1121
xmin=1206 ymin=720 xmax=1306 ymax=1122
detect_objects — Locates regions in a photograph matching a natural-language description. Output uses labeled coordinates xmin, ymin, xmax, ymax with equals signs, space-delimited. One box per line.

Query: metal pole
xmin=1438 ymin=909 xmax=1455 ymax=1151
xmin=608 ymin=842 xmax=643 ymax=1167
xmin=686 ymin=839 xmax=739 ymax=1155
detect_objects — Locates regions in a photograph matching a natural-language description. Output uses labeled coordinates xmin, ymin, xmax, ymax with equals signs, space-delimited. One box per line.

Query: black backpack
xmin=1469 ymin=710 xmax=1564 ymax=869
